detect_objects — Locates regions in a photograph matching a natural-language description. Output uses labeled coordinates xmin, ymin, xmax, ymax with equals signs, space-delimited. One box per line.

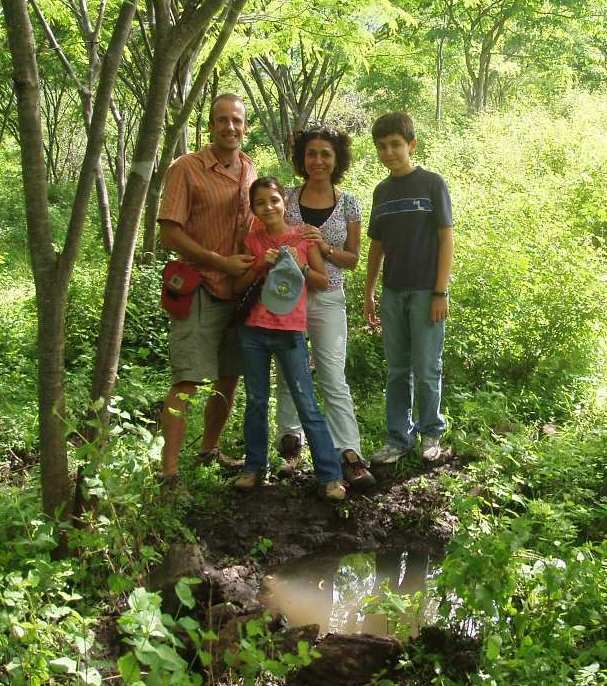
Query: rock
xmin=287 ymin=633 xmax=403 ymax=686
xmin=147 ymin=544 xmax=258 ymax=615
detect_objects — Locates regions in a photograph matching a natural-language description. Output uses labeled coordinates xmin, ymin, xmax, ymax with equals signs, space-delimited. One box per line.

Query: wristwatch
xmin=432 ymin=290 xmax=449 ymax=297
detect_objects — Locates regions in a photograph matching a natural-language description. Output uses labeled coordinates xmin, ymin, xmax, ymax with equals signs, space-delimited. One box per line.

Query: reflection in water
xmin=260 ymin=550 xmax=439 ymax=637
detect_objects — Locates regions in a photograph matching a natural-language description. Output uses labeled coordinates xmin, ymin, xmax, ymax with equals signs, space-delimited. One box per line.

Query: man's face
xmin=209 ymin=98 xmax=246 ymax=152
xmin=375 ymin=134 xmax=416 ymax=175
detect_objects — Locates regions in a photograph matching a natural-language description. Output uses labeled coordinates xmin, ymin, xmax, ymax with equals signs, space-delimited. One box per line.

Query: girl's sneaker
xmin=233 ymin=471 xmax=265 ymax=490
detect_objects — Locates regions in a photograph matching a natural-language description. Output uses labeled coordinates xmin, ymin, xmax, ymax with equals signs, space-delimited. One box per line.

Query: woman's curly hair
xmin=291 ymin=126 xmax=353 ymax=184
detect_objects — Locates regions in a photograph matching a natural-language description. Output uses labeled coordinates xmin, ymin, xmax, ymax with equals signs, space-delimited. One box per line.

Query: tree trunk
xmin=3 ymin=0 xmax=136 ymax=526
xmin=2 ymin=0 xmax=72 ymax=520
xmin=435 ymin=35 xmax=445 ymax=121
xmin=111 ymin=101 xmax=127 ymax=204
xmin=95 ymin=162 xmax=114 ymax=253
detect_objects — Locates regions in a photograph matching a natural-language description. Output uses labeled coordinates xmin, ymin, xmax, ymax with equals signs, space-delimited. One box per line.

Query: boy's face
xmin=375 ymin=134 xmax=417 ymax=175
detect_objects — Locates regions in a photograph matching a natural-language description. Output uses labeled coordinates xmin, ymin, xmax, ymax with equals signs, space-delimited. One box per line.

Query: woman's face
xmin=304 ymin=137 xmax=336 ymax=182
xmin=252 ymin=185 xmax=285 ymax=225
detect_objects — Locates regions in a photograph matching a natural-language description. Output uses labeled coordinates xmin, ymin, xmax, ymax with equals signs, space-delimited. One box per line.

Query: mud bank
xmin=189 ymin=456 xmax=462 ymax=566
xmin=142 ymin=455 xmax=479 ymax=684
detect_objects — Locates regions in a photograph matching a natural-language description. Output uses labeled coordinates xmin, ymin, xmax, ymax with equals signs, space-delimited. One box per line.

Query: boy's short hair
xmin=371 ymin=112 xmax=416 ymax=143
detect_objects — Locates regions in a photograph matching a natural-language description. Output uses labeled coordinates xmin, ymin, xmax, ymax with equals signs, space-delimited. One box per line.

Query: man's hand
xmin=221 ymin=254 xmax=255 ymax=276
xmin=430 ymin=295 xmax=449 ymax=322
xmin=364 ymin=293 xmax=381 ymax=330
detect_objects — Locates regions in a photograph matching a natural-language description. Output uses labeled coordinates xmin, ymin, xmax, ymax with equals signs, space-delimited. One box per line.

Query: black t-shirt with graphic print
xmin=368 ymin=167 xmax=452 ymax=291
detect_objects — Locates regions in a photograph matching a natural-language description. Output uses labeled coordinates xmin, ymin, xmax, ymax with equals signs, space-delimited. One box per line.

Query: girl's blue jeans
xmin=381 ymin=288 xmax=446 ymax=450
xmin=239 ymin=326 xmax=342 ymax=484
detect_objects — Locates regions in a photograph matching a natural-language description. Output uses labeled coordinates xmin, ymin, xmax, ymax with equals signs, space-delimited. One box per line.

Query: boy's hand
xmin=364 ymin=293 xmax=381 ymax=330
xmin=430 ymin=295 xmax=449 ymax=322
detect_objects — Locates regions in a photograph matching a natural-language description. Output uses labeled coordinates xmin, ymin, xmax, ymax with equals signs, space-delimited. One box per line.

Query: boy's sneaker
xmin=322 ymin=480 xmax=347 ymax=501
xmin=276 ymin=434 xmax=302 ymax=477
xmin=342 ymin=450 xmax=376 ymax=490
xmin=421 ymin=436 xmax=441 ymax=461
xmin=233 ymin=470 xmax=265 ymax=491
xmin=370 ymin=444 xmax=407 ymax=465
xmin=198 ymin=447 xmax=244 ymax=470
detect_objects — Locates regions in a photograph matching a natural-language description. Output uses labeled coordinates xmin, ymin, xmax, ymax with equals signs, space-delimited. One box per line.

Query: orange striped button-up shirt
xmin=158 ymin=145 xmax=257 ymax=300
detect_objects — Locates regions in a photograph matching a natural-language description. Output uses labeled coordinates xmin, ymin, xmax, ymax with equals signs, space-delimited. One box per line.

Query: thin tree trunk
xmin=2 ymin=0 xmax=72 ymax=521
xmin=95 ymin=163 xmax=114 ymax=253
xmin=3 ymin=0 xmax=136 ymax=526
xmin=435 ymin=35 xmax=445 ymax=121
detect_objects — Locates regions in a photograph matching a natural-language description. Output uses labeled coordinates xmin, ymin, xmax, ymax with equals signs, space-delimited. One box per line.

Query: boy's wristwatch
xmin=432 ymin=290 xmax=449 ymax=297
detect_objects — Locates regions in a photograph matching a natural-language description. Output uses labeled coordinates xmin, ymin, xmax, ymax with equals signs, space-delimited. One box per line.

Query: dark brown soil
xmin=189 ymin=455 xmax=462 ymax=567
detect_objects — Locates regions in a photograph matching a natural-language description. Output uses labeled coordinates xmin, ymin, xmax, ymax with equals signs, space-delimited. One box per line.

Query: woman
xmin=276 ymin=127 xmax=375 ymax=490
xmin=233 ymin=176 xmax=346 ymax=501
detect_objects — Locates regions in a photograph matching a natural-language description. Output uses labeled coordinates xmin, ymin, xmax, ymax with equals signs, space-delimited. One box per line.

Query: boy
xmin=364 ymin=112 xmax=454 ymax=463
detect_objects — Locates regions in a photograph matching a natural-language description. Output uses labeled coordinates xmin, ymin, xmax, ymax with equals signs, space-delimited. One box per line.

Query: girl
xmin=233 ymin=176 xmax=346 ymax=501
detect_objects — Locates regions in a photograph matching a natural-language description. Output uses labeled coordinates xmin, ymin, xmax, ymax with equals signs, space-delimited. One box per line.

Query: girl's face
xmin=304 ymin=137 xmax=336 ymax=181
xmin=252 ymin=185 xmax=286 ymax=226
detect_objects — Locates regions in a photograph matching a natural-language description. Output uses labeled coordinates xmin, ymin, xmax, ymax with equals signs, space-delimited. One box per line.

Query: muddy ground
xmin=190 ymin=453 xmax=461 ymax=566
xmin=155 ymin=453 xmax=480 ymax=685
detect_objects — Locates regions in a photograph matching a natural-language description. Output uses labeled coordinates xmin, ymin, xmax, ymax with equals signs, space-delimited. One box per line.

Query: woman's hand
xmin=301 ymin=224 xmax=323 ymax=242
xmin=264 ymin=248 xmax=279 ymax=265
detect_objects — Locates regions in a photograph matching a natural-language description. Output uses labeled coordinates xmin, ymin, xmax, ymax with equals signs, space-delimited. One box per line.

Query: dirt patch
xmin=189 ymin=457 xmax=461 ymax=566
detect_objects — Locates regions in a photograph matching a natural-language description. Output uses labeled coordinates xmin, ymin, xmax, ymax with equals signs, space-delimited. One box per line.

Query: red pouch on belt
xmin=161 ymin=260 xmax=203 ymax=319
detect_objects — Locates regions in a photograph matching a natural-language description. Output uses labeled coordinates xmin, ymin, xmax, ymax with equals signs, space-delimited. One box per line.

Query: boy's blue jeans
xmin=381 ymin=288 xmax=446 ymax=450
xmin=239 ymin=326 xmax=342 ymax=484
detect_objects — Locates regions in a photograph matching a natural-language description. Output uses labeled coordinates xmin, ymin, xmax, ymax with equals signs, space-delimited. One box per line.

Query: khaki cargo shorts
xmin=169 ymin=287 xmax=242 ymax=384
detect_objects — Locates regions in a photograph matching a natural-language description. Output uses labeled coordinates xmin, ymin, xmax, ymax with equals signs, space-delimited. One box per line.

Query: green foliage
xmin=223 ymin=613 xmax=320 ymax=685
xmin=362 ymin=581 xmax=421 ymax=641
xmin=250 ymin=536 xmax=274 ymax=560
xmin=118 ymin=586 xmax=319 ymax=685
xmin=0 ymin=487 xmax=101 ymax=685
xmin=117 ymin=585 xmax=215 ymax=685
xmin=436 ymin=405 xmax=607 ymax=685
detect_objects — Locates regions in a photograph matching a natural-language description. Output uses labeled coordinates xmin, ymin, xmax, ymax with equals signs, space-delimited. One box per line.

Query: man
xmin=158 ymin=93 xmax=257 ymax=484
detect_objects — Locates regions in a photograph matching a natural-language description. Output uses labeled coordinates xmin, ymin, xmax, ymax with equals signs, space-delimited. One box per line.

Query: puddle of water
xmin=260 ymin=550 xmax=441 ymax=637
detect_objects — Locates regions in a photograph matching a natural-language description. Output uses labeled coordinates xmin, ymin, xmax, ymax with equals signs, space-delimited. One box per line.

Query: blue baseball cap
xmin=261 ymin=246 xmax=305 ymax=315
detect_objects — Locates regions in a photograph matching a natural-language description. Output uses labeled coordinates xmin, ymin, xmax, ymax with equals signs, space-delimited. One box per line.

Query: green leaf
xmin=175 ymin=579 xmax=196 ymax=609
xmin=118 ymin=653 xmax=141 ymax=684
xmin=178 ymin=616 xmax=200 ymax=632
xmin=49 ymin=657 xmax=78 ymax=674
xmin=486 ymin=634 xmax=502 ymax=661
xmin=108 ymin=574 xmax=135 ymax=594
